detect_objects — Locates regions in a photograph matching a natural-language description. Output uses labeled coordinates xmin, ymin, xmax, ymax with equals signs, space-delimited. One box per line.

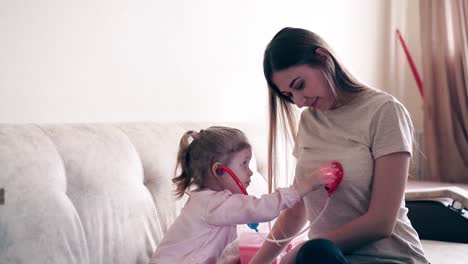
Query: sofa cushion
xmin=0 ymin=124 xmax=174 ymax=264
xmin=0 ymin=125 xmax=89 ymax=264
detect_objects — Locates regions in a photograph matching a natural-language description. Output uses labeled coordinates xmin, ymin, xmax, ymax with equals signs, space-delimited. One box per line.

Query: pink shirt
xmin=150 ymin=187 xmax=300 ymax=264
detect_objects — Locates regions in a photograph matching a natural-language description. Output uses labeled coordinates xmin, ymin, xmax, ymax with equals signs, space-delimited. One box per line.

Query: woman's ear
xmin=315 ymin=47 xmax=331 ymax=63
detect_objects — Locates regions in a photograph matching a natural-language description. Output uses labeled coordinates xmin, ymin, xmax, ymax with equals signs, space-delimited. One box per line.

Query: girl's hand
xmin=294 ymin=161 xmax=338 ymax=197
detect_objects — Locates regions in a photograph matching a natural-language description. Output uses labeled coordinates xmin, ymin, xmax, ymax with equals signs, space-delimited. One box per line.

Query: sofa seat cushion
xmin=421 ymin=239 xmax=468 ymax=264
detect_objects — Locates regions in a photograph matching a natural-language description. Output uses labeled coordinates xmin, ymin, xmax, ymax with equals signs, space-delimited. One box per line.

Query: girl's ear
xmin=211 ymin=162 xmax=223 ymax=177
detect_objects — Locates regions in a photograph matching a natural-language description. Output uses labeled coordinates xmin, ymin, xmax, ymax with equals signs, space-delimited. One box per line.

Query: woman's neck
xmin=333 ymin=87 xmax=369 ymax=109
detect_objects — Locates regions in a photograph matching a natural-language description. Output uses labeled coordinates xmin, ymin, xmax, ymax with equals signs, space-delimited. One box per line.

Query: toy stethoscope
xmin=219 ymin=162 xmax=344 ymax=244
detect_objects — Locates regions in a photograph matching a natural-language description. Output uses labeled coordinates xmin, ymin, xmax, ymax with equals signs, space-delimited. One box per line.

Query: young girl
xmin=150 ymin=126 xmax=338 ymax=264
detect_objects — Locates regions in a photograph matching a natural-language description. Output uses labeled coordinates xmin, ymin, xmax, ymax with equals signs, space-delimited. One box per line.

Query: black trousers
xmin=295 ymin=239 xmax=348 ymax=264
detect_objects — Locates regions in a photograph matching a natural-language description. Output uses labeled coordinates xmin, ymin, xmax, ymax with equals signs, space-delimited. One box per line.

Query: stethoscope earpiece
xmin=218 ymin=166 xmax=248 ymax=195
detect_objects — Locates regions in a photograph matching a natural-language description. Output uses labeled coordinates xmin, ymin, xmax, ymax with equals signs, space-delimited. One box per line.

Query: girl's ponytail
xmin=173 ymin=130 xmax=197 ymax=199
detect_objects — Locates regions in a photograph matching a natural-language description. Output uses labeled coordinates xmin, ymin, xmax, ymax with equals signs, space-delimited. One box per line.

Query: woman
xmin=249 ymin=27 xmax=428 ymax=264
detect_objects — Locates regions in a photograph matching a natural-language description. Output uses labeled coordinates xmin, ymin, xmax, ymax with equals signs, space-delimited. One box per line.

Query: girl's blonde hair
xmin=173 ymin=126 xmax=251 ymax=199
xmin=263 ymin=27 xmax=368 ymax=192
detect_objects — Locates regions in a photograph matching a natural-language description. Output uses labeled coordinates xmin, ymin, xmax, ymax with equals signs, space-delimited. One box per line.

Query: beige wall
xmin=0 ymin=0 xmax=409 ymax=126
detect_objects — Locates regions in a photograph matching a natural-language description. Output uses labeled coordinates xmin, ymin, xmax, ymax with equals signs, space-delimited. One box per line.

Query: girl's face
xmin=272 ymin=64 xmax=336 ymax=111
xmin=222 ymin=148 xmax=253 ymax=194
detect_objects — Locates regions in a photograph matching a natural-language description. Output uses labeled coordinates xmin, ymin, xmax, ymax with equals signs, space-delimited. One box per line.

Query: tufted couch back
xmin=0 ymin=122 xmax=268 ymax=264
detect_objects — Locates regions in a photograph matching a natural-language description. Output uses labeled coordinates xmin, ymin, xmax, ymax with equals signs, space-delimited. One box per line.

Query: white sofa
xmin=0 ymin=122 xmax=270 ymax=264
xmin=0 ymin=122 xmax=466 ymax=264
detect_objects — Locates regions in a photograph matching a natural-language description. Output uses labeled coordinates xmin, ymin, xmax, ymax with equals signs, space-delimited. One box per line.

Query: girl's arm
xmin=206 ymin=166 xmax=333 ymax=226
xmin=248 ymin=200 xmax=307 ymax=264
xmin=205 ymin=186 xmax=301 ymax=226
xmin=319 ymin=152 xmax=410 ymax=253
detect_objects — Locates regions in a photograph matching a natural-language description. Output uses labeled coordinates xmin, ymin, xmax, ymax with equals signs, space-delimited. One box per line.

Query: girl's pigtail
xmin=172 ymin=130 xmax=196 ymax=199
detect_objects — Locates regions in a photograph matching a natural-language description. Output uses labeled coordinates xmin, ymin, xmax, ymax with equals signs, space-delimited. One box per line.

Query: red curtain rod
xmin=396 ymin=29 xmax=424 ymax=98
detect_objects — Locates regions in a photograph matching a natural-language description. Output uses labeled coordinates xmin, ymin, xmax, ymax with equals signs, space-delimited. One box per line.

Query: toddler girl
xmin=150 ymin=126 xmax=337 ymax=264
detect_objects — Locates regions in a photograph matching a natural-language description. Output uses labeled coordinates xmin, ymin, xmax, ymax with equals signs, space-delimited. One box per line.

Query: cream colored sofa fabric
xmin=0 ymin=123 xmax=267 ymax=264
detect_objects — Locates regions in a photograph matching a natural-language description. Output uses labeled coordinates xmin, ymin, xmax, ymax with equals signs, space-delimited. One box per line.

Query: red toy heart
xmin=324 ymin=161 xmax=344 ymax=196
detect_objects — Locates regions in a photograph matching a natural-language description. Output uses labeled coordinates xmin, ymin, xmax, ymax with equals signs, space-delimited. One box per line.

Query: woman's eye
xmin=296 ymin=82 xmax=304 ymax=90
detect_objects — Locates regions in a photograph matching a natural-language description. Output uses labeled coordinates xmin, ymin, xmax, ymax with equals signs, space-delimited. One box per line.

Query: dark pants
xmin=295 ymin=239 xmax=349 ymax=264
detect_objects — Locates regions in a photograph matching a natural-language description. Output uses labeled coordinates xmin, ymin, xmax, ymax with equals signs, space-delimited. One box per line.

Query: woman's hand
xmin=223 ymin=255 xmax=240 ymax=264
xmin=279 ymin=252 xmax=294 ymax=264
xmin=278 ymin=241 xmax=305 ymax=264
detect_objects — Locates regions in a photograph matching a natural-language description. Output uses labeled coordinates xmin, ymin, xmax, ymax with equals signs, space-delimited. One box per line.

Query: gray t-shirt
xmin=293 ymin=89 xmax=428 ymax=264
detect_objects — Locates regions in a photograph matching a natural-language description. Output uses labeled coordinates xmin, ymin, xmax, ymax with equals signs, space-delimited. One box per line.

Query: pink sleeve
xmin=204 ymin=186 xmax=300 ymax=226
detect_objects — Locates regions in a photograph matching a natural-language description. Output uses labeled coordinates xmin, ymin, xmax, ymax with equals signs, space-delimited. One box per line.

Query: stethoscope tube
xmin=218 ymin=166 xmax=259 ymax=231
xmin=219 ymin=163 xmax=343 ymax=245
xmin=218 ymin=166 xmax=248 ymax=195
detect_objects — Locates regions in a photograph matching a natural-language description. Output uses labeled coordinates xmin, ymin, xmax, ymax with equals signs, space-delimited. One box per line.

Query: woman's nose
xmin=292 ymin=94 xmax=306 ymax=108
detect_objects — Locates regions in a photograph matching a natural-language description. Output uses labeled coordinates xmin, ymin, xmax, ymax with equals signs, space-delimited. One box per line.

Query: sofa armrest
xmin=405 ymin=186 xmax=468 ymax=211
xmin=405 ymin=186 xmax=468 ymax=243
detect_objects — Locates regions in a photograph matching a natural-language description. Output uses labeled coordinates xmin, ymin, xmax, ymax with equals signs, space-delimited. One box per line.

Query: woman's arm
xmin=276 ymin=152 xmax=410 ymax=263
xmin=319 ymin=152 xmax=411 ymax=253
xmin=249 ymin=199 xmax=307 ymax=264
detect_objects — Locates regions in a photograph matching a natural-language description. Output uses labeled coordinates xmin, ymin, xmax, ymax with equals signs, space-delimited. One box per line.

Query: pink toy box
xmin=239 ymin=232 xmax=305 ymax=264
